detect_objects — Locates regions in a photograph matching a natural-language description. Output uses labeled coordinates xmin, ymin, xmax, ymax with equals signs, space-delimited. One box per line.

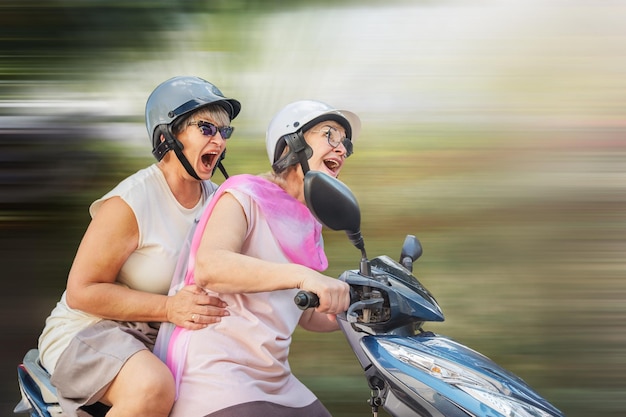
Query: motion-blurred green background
xmin=2 ymin=1 xmax=624 ymax=416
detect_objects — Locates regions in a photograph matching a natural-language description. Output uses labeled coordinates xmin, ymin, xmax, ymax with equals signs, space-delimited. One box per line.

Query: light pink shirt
xmin=165 ymin=175 xmax=327 ymax=417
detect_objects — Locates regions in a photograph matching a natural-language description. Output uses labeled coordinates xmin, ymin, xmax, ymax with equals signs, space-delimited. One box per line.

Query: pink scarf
xmin=154 ymin=174 xmax=328 ymax=394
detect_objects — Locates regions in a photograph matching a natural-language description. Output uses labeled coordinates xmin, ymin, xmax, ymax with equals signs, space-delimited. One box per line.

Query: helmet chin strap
xmin=154 ymin=126 xmax=230 ymax=180
xmin=284 ymin=132 xmax=311 ymax=176
xmin=214 ymin=150 xmax=229 ymax=179
xmin=155 ymin=126 xmax=201 ymax=180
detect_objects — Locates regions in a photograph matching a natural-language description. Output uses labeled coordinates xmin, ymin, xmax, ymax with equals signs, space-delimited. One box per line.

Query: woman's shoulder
xmin=117 ymin=164 xmax=162 ymax=188
xmin=89 ymin=164 xmax=163 ymax=217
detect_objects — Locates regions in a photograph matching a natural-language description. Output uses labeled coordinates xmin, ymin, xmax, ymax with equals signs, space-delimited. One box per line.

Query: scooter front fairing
xmin=361 ymin=333 xmax=565 ymax=417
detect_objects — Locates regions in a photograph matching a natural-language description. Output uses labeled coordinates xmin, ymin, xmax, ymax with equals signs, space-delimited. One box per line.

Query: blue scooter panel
xmin=361 ymin=334 xmax=565 ymax=417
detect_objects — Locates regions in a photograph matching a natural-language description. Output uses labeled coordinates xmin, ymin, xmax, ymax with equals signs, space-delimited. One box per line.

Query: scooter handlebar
xmin=294 ymin=291 xmax=320 ymax=310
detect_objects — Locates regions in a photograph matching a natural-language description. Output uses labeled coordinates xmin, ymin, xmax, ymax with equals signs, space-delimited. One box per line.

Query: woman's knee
xmin=134 ymin=362 xmax=175 ymax=403
xmin=103 ymin=350 xmax=175 ymax=411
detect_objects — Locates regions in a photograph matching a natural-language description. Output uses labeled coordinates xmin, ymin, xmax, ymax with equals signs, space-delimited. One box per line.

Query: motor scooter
xmin=14 ymin=171 xmax=565 ymax=417
xmin=294 ymin=171 xmax=566 ymax=417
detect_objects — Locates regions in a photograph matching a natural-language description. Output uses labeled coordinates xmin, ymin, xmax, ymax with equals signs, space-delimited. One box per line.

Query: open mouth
xmin=202 ymin=152 xmax=219 ymax=169
xmin=323 ymin=159 xmax=341 ymax=175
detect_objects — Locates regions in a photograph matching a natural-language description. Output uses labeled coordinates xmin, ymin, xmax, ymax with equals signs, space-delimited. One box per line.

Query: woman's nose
xmin=210 ymin=132 xmax=227 ymax=145
xmin=334 ymin=141 xmax=347 ymax=157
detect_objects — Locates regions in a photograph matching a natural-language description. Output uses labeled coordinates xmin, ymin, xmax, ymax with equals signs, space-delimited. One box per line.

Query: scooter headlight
xmin=378 ymin=340 xmax=555 ymax=417
xmin=458 ymin=385 xmax=555 ymax=417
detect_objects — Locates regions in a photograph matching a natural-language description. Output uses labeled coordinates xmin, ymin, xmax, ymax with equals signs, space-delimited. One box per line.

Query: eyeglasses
xmin=311 ymin=126 xmax=353 ymax=157
xmin=189 ymin=120 xmax=234 ymax=139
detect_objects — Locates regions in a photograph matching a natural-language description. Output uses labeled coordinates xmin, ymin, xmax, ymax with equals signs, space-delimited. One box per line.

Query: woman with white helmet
xmin=159 ymin=99 xmax=361 ymax=417
xmin=36 ymin=76 xmax=239 ymax=417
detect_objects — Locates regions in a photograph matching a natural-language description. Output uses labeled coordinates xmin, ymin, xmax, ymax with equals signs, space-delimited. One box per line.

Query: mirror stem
xmin=360 ymin=254 xmax=371 ymax=277
xmin=358 ymin=245 xmax=371 ymax=276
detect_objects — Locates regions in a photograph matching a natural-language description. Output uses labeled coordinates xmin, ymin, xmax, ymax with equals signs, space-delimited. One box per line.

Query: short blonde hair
xmin=172 ymin=104 xmax=231 ymax=135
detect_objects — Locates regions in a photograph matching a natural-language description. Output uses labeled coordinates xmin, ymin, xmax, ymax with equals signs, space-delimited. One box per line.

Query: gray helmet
xmin=145 ymin=76 xmax=241 ymax=160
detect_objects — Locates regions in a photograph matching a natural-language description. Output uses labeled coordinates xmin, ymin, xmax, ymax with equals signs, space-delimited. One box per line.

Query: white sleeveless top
xmin=38 ymin=164 xmax=217 ymax=372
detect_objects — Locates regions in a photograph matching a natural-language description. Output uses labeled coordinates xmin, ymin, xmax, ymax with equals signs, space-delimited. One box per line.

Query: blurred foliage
xmin=0 ymin=0 xmax=370 ymax=85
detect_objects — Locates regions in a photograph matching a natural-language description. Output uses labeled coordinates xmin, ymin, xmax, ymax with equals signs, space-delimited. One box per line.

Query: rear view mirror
xmin=303 ymin=171 xmax=360 ymax=232
xmin=303 ymin=171 xmax=365 ymax=255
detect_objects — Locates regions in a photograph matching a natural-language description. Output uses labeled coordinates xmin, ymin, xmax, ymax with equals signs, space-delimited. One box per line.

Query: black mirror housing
xmin=303 ymin=171 xmax=369 ymax=274
xmin=303 ymin=171 xmax=361 ymax=232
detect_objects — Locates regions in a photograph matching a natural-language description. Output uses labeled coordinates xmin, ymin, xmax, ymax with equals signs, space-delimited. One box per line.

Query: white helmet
xmin=266 ymin=100 xmax=361 ymax=173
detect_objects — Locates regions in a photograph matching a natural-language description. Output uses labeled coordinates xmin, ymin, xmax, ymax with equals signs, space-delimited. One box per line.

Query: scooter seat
xmin=20 ymin=348 xmax=58 ymax=404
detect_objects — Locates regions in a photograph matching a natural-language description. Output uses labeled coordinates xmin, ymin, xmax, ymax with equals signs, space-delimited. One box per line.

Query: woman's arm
xmin=195 ymin=192 xmax=350 ymax=315
xmin=298 ymin=309 xmax=340 ymax=332
xmin=65 ymin=197 xmax=227 ymax=329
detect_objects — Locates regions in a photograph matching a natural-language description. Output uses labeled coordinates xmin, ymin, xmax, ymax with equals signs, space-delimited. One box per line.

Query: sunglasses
xmin=190 ymin=120 xmax=234 ymax=139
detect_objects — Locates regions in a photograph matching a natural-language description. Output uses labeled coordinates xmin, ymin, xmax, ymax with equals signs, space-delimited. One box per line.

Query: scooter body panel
xmin=360 ymin=334 xmax=565 ymax=417
xmin=15 ymin=364 xmax=60 ymax=417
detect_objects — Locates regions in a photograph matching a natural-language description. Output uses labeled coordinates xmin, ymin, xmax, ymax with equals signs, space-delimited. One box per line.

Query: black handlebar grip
xmin=294 ymin=291 xmax=320 ymax=310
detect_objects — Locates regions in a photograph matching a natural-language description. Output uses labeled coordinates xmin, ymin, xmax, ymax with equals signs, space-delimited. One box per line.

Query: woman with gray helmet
xmin=36 ymin=76 xmax=239 ymax=417
xmin=158 ymin=99 xmax=360 ymax=417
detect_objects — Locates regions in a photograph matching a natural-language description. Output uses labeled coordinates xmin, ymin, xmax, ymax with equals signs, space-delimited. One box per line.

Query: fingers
xmin=169 ymin=285 xmax=229 ymax=329
xmin=180 ymin=304 xmax=230 ymax=330
xmin=299 ymin=271 xmax=350 ymax=315
xmin=189 ymin=304 xmax=230 ymax=325
xmin=196 ymin=293 xmax=229 ymax=309
xmin=187 ymin=285 xmax=227 ymax=306
xmin=181 ymin=313 xmax=208 ymax=330
xmin=189 ymin=286 xmax=230 ymax=323
xmin=313 ymin=280 xmax=350 ymax=315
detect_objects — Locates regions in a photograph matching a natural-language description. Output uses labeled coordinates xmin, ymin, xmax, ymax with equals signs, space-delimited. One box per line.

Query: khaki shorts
xmin=50 ymin=320 xmax=159 ymax=417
